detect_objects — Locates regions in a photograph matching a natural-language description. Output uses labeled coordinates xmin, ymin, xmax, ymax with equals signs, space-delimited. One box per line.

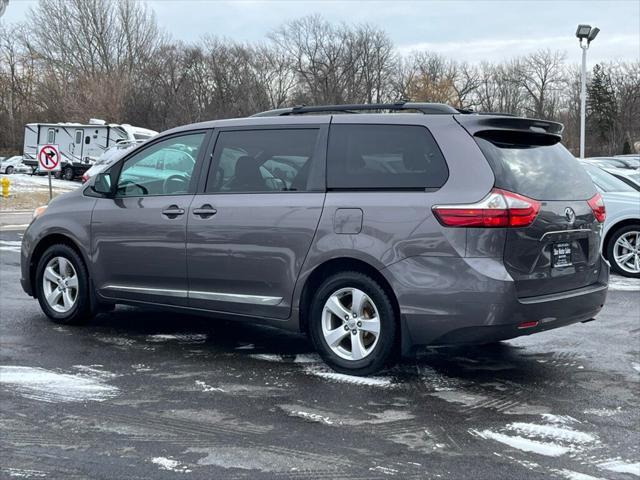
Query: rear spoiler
xmin=455 ymin=115 xmax=564 ymax=139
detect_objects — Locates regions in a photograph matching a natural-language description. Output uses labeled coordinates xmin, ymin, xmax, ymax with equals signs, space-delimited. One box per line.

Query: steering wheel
xmin=163 ymin=174 xmax=190 ymax=194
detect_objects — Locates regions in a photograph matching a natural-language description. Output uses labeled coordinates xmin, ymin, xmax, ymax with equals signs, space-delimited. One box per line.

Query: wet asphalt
xmin=1 ymin=229 xmax=639 ymax=480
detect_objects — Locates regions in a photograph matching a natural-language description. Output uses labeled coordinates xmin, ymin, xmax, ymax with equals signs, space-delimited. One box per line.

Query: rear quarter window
xmin=475 ymin=131 xmax=596 ymax=201
xmin=327 ymin=124 xmax=448 ymax=189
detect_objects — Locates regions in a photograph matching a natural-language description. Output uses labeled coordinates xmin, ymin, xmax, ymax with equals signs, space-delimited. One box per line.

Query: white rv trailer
xmin=22 ymin=119 xmax=157 ymax=180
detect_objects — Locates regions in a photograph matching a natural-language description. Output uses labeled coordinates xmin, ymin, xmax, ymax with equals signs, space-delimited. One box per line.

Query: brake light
xmin=587 ymin=193 xmax=606 ymax=223
xmin=81 ymin=174 xmax=89 ymax=183
xmin=432 ymin=188 xmax=541 ymax=228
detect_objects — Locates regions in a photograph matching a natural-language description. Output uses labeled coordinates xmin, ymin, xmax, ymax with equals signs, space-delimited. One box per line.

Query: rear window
xmin=475 ymin=131 xmax=596 ymax=200
xmin=581 ymin=163 xmax=637 ymax=193
xmin=327 ymin=125 xmax=448 ymax=189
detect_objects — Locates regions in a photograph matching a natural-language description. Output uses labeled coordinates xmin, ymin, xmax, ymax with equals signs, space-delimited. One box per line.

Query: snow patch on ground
xmin=151 ymin=457 xmax=191 ymax=473
xmin=3 ymin=467 xmax=47 ymax=478
xmin=287 ymin=410 xmax=334 ymax=425
xmin=471 ymin=416 xmax=599 ymax=458
xmin=608 ymin=275 xmax=640 ymax=291
xmin=195 ymin=380 xmax=225 ymax=393
xmin=508 ymin=422 xmax=596 ymax=444
xmin=551 ymin=469 xmax=606 ymax=480
xmin=369 ymin=465 xmax=399 ymax=476
xmin=0 ymin=240 xmax=22 ymax=252
xmin=632 ymin=362 xmax=640 ymax=373
xmin=4 ymin=174 xmax=77 ymax=193
xmin=472 ymin=429 xmax=569 ymax=456
xmin=597 ymin=459 xmax=640 ymax=476
xmin=583 ymin=407 xmax=622 ymax=417
xmin=0 ymin=365 xmax=118 ymax=403
xmin=146 ymin=334 xmax=207 ymax=343
xmin=303 ymin=365 xmax=394 ymax=387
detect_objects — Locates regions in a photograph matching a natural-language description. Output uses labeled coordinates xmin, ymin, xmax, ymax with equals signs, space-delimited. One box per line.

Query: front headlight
xmin=33 ymin=205 xmax=47 ymax=219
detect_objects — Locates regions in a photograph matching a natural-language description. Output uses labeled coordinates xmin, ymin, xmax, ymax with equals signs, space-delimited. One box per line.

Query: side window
xmin=116 ymin=133 xmax=205 ymax=197
xmin=75 ymin=130 xmax=83 ymax=144
xmin=327 ymin=125 xmax=448 ymax=189
xmin=47 ymin=128 xmax=56 ymax=143
xmin=206 ymin=129 xmax=319 ymax=193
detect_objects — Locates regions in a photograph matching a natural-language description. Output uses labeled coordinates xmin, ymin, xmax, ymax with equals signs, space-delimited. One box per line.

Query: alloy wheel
xmin=613 ymin=231 xmax=640 ymax=274
xmin=321 ymin=287 xmax=381 ymax=361
xmin=42 ymin=256 xmax=79 ymax=313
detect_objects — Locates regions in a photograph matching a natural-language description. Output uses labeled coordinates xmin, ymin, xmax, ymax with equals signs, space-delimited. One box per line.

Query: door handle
xmin=162 ymin=205 xmax=185 ymax=218
xmin=192 ymin=204 xmax=217 ymax=218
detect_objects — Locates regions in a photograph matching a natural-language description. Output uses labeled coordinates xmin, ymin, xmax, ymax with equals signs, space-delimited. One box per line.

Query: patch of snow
xmin=195 ymin=380 xmax=225 ymax=393
xmin=151 ymin=457 xmax=191 ymax=473
xmin=597 ymin=459 xmax=640 ymax=476
xmin=4 ymin=467 xmax=47 ymax=478
xmin=72 ymin=364 xmax=118 ymax=379
xmin=369 ymin=466 xmax=399 ymax=476
xmin=3 ymin=174 xmax=77 ymax=193
xmin=541 ymin=414 xmax=580 ymax=425
xmin=287 ymin=410 xmax=334 ymax=425
xmin=249 ymin=353 xmax=285 ymax=362
xmin=471 ymin=429 xmax=569 ymax=457
xmin=303 ymin=365 xmax=393 ymax=387
xmin=608 ymin=275 xmax=640 ymax=291
xmin=632 ymin=362 xmax=640 ymax=373
xmin=551 ymin=469 xmax=606 ymax=480
xmin=508 ymin=422 xmax=596 ymax=444
xmin=583 ymin=407 xmax=622 ymax=417
xmin=234 ymin=343 xmax=255 ymax=350
xmin=0 ymin=365 xmax=118 ymax=403
xmin=293 ymin=353 xmax=322 ymax=363
xmin=146 ymin=334 xmax=207 ymax=343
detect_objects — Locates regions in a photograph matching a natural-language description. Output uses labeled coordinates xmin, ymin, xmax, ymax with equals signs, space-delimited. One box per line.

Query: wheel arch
xmin=298 ymin=257 xmax=401 ymax=338
xmin=29 ymin=233 xmax=89 ymax=295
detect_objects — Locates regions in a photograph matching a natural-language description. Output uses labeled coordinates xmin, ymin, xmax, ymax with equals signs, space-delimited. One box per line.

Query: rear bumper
xmin=382 ymin=255 xmax=609 ymax=354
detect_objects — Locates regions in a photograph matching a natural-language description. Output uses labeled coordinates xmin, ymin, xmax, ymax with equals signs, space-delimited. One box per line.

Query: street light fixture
xmin=576 ymin=24 xmax=599 ymax=159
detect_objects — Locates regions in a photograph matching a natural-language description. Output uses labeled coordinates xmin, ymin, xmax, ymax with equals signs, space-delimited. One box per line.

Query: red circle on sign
xmin=38 ymin=144 xmax=60 ymax=170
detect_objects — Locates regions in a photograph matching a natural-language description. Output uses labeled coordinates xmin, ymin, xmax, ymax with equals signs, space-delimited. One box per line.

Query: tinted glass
xmin=116 ymin=133 xmax=204 ymax=197
xmin=581 ymin=163 xmax=636 ymax=193
xmin=475 ymin=132 xmax=596 ymax=200
xmin=206 ymin=129 xmax=319 ymax=193
xmin=327 ymin=125 xmax=448 ymax=189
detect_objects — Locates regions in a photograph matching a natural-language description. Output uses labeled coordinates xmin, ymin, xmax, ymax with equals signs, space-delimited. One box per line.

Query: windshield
xmin=581 ymin=164 xmax=637 ymax=193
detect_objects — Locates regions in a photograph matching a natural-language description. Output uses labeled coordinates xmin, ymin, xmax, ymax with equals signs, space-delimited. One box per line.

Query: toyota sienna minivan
xmin=21 ymin=102 xmax=609 ymax=375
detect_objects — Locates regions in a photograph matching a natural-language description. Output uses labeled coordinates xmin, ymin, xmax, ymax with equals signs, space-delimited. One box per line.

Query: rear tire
xmin=308 ymin=271 xmax=397 ymax=375
xmin=35 ymin=244 xmax=92 ymax=325
xmin=63 ymin=165 xmax=74 ymax=181
xmin=606 ymin=224 xmax=640 ymax=278
xmin=5 ymin=166 xmax=14 ymax=174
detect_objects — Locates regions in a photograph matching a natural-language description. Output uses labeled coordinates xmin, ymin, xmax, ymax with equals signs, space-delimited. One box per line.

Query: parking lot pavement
xmin=1 ymin=229 xmax=639 ymax=480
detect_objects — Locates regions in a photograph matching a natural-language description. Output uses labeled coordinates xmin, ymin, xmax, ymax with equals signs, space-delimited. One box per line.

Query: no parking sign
xmin=37 ymin=144 xmax=61 ymax=172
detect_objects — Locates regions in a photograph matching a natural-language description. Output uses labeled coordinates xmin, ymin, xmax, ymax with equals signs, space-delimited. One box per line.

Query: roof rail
xmin=251 ymin=102 xmax=459 ymax=117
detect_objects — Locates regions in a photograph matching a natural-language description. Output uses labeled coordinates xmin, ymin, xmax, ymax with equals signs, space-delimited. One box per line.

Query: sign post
xmin=37 ymin=144 xmax=61 ymax=201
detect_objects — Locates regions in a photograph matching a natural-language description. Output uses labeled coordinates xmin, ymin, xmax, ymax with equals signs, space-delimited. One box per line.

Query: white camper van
xmin=22 ymin=119 xmax=157 ymax=180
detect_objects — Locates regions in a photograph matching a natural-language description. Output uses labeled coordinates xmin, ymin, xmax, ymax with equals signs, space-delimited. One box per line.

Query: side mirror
xmin=92 ymin=172 xmax=113 ymax=196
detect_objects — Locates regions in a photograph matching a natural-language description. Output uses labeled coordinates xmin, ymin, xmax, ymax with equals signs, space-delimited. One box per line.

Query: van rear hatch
xmin=455 ymin=116 xmax=604 ymax=298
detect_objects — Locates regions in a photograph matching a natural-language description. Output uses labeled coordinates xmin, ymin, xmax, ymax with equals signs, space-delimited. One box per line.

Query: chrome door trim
xmin=102 ymin=284 xmax=282 ymax=305
xmin=189 ymin=290 xmax=283 ymax=305
xmin=102 ymin=284 xmax=187 ymax=298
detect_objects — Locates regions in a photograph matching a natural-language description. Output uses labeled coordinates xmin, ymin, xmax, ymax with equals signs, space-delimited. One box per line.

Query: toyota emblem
xmin=564 ymin=207 xmax=576 ymax=224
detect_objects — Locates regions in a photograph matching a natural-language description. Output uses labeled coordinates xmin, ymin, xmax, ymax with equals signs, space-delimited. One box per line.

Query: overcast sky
xmin=3 ymin=0 xmax=639 ymax=64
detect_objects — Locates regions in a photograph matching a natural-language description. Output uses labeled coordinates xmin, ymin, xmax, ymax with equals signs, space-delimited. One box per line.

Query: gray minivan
xmin=21 ymin=103 xmax=609 ymax=375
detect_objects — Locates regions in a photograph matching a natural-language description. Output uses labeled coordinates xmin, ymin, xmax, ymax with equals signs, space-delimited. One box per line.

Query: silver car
xmin=581 ymin=163 xmax=640 ymax=277
xmin=21 ymin=103 xmax=609 ymax=375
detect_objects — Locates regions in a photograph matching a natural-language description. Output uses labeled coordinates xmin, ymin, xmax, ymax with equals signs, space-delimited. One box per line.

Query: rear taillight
xmin=587 ymin=193 xmax=606 ymax=223
xmin=432 ymin=188 xmax=541 ymax=228
xmin=81 ymin=174 xmax=89 ymax=183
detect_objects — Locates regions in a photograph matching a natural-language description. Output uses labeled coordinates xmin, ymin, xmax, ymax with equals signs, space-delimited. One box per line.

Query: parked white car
xmin=581 ymin=162 xmax=640 ymax=277
xmin=81 ymin=140 xmax=145 ymax=183
xmin=0 ymin=156 xmax=30 ymax=174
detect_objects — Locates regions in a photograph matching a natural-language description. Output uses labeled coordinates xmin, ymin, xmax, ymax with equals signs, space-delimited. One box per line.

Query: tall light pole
xmin=576 ymin=24 xmax=599 ymax=159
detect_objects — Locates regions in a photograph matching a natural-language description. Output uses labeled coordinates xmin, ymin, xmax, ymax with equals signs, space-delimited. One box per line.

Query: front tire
xmin=308 ymin=271 xmax=397 ymax=375
xmin=5 ymin=166 xmax=14 ymax=174
xmin=607 ymin=225 xmax=640 ymax=278
xmin=35 ymin=244 xmax=92 ymax=324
